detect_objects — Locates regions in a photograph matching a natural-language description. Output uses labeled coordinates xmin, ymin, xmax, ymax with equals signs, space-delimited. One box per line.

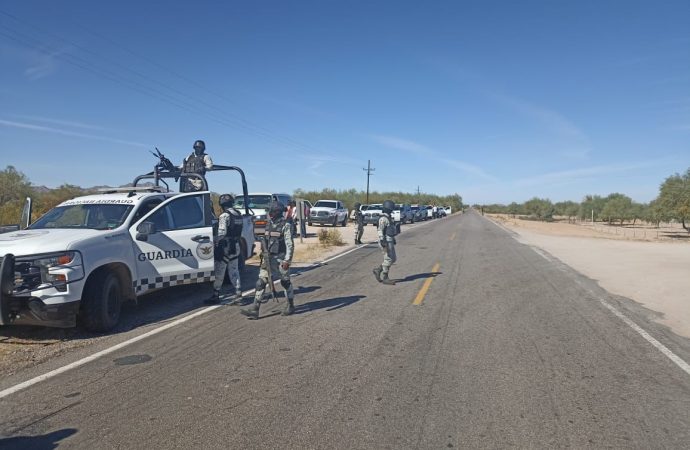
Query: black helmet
xmin=354 ymin=202 xmax=361 ymax=209
xmin=219 ymin=194 xmax=234 ymax=208
xmin=268 ymin=201 xmax=285 ymax=220
xmin=193 ymin=140 xmax=205 ymax=156
xmin=382 ymin=200 xmax=395 ymax=214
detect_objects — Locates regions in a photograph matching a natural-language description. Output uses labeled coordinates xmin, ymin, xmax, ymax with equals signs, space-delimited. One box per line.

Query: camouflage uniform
xmin=373 ymin=208 xmax=397 ymax=285
xmin=354 ymin=208 xmax=364 ymax=244
xmin=242 ymin=214 xmax=295 ymax=318
xmin=206 ymin=205 xmax=243 ymax=304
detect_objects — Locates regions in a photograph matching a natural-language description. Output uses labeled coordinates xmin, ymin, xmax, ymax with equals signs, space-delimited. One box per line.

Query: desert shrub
xmin=318 ymin=228 xmax=345 ymax=247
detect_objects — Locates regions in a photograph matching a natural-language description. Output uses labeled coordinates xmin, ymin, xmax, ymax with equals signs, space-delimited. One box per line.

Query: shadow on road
xmin=395 ymin=272 xmax=443 ymax=283
xmin=294 ymin=295 xmax=366 ymax=314
xmin=0 ymin=428 xmax=78 ymax=450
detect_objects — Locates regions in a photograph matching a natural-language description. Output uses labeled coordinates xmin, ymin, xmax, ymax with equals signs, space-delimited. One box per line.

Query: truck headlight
xmin=17 ymin=251 xmax=84 ymax=291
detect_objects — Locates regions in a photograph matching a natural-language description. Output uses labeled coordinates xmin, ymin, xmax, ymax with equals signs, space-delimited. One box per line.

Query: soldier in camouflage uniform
xmin=205 ymin=194 xmax=243 ymax=305
xmin=353 ymin=202 xmax=364 ymax=244
xmin=180 ymin=139 xmax=213 ymax=192
xmin=372 ymin=200 xmax=397 ymax=285
xmin=241 ymin=201 xmax=295 ymax=319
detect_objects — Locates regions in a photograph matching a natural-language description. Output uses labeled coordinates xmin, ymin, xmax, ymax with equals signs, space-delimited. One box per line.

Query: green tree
xmin=601 ymin=193 xmax=633 ymax=225
xmin=657 ymin=168 xmax=690 ymax=231
xmin=578 ymin=195 xmax=605 ymax=222
xmin=0 ymin=166 xmax=34 ymax=225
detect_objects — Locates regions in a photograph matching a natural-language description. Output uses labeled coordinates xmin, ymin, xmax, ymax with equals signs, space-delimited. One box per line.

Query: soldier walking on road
xmin=241 ymin=201 xmax=295 ymax=319
xmin=354 ymin=202 xmax=364 ymax=245
xmin=205 ymin=194 xmax=243 ymax=305
xmin=372 ymin=200 xmax=397 ymax=285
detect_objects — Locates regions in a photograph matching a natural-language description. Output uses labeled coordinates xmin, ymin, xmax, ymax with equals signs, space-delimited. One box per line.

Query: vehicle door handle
xmin=191 ymin=235 xmax=209 ymax=242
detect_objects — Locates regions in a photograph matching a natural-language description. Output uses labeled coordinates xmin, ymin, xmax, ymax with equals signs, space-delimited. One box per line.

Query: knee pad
xmin=280 ymin=279 xmax=292 ymax=290
xmin=255 ymin=278 xmax=267 ymax=290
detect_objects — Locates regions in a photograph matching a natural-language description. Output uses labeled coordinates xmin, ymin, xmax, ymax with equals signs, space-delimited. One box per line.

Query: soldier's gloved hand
xmin=281 ymin=260 xmax=290 ymax=270
xmin=379 ymin=239 xmax=386 ymax=248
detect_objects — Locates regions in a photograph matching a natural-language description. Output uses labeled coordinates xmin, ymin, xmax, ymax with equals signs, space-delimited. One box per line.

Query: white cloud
xmin=0 ymin=118 xmax=149 ymax=148
xmin=369 ymin=135 xmax=432 ymax=155
xmin=10 ymin=114 xmax=106 ymax=131
xmin=370 ymin=134 xmax=496 ymax=181
xmin=515 ymin=160 xmax=663 ymax=187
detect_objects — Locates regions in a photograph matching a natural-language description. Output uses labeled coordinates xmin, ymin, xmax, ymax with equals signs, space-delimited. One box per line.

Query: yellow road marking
xmin=413 ymin=263 xmax=441 ymax=305
xmin=450 ymin=232 xmax=456 ymax=240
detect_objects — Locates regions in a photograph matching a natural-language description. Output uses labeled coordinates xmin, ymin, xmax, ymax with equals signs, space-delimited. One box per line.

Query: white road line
xmin=483 ymin=214 xmax=690 ymax=378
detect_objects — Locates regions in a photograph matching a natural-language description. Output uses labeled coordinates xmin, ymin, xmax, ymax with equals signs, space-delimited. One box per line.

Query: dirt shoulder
xmin=488 ymin=214 xmax=690 ymax=339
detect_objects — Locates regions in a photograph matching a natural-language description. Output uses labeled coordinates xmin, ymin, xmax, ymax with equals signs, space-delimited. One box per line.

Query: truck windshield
xmin=234 ymin=195 xmax=272 ymax=209
xmin=29 ymin=204 xmax=134 ymax=230
xmin=314 ymin=201 xmax=337 ymax=208
xmin=367 ymin=204 xmax=382 ymax=210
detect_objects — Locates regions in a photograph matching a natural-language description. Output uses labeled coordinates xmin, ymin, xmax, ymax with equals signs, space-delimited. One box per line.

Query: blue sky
xmin=0 ymin=0 xmax=688 ymax=204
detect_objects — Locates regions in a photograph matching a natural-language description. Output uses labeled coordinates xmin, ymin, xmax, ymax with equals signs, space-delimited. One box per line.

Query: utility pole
xmin=363 ymin=160 xmax=375 ymax=204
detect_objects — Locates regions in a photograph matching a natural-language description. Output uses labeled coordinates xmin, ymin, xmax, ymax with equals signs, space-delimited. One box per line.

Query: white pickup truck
xmin=0 ymin=169 xmax=255 ymax=331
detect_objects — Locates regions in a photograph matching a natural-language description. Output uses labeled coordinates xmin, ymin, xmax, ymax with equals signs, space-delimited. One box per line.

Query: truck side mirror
xmin=20 ymin=197 xmax=32 ymax=230
xmin=136 ymin=221 xmax=156 ymax=241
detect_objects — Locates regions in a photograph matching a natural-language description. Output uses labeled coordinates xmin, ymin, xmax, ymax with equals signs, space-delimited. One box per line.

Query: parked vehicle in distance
xmin=424 ymin=205 xmax=434 ymax=220
xmin=363 ymin=204 xmax=383 ymax=226
xmin=392 ymin=203 xmax=413 ymax=224
xmin=309 ymin=200 xmax=349 ymax=226
xmin=445 ymin=206 xmax=452 ymax=215
xmin=349 ymin=203 xmax=368 ymax=222
xmin=234 ymin=193 xmax=291 ymax=237
xmin=411 ymin=204 xmax=425 ymax=222
xmin=437 ymin=207 xmax=447 ymax=218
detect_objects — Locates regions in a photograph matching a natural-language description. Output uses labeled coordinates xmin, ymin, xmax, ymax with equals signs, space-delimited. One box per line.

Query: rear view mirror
xmin=136 ymin=221 xmax=156 ymax=241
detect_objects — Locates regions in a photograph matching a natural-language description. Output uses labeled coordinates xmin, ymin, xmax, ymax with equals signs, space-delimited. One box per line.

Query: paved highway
xmin=1 ymin=211 xmax=689 ymax=448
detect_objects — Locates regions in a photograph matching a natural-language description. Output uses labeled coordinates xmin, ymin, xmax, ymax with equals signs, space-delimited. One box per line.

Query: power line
xmin=0 ymin=9 xmax=331 ymax=156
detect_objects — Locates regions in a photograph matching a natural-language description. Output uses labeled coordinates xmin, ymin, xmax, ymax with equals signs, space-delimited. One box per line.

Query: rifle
xmin=261 ymin=235 xmax=278 ymax=302
xmin=150 ymin=147 xmax=180 ymax=180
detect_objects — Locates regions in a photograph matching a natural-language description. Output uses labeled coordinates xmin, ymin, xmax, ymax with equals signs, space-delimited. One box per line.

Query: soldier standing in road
xmin=372 ymin=200 xmax=397 ymax=285
xmin=241 ymin=201 xmax=295 ymax=319
xmin=354 ymin=202 xmax=364 ymax=244
xmin=180 ymin=139 xmax=213 ymax=192
xmin=205 ymin=194 xmax=243 ymax=305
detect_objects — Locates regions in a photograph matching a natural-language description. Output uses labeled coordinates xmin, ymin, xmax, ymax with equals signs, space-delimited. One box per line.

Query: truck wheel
xmin=340 ymin=216 xmax=347 ymax=226
xmin=308 ymin=221 xmax=312 ymax=227
xmin=81 ymin=271 xmax=122 ymax=332
xmin=332 ymin=217 xmax=338 ymax=227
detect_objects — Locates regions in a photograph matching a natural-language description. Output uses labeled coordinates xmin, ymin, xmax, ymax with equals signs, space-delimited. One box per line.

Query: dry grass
xmin=318 ymin=228 xmax=345 ymax=247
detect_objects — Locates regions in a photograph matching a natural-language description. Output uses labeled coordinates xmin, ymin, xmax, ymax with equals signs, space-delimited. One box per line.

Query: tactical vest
xmin=265 ymin=218 xmax=287 ymax=255
xmin=226 ymin=208 xmax=243 ymax=239
xmin=382 ymin=214 xmax=397 ymax=238
xmin=183 ymin=153 xmax=206 ymax=175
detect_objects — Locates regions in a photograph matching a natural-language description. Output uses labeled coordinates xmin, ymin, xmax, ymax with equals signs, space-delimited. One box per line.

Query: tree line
xmin=478 ymin=168 xmax=690 ymax=231
xmin=0 ymin=165 xmax=464 ymax=226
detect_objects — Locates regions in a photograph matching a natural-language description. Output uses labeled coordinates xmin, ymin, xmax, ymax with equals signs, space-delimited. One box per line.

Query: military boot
xmin=372 ymin=266 xmax=383 ymax=282
xmin=204 ymin=290 xmax=220 ymax=305
xmin=282 ymin=298 xmax=295 ymax=316
xmin=381 ymin=272 xmax=396 ymax=285
xmin=240 ymin=300 xmax=260 ymax=319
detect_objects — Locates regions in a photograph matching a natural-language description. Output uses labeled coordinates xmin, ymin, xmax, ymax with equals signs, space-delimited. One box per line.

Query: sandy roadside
xmin=488 ymin=215 xmax=690 ymax=339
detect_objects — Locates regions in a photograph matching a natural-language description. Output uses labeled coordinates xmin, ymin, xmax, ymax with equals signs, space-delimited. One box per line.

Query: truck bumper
xmin=0 ymin=254 xmax=78 ymax=328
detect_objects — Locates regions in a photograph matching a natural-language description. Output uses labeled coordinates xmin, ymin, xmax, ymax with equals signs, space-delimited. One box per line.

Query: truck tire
xmin=81 ymin=271 xmax=122 ymax=332
xmin=332 ymin=216 xmax=338 ymax=227
xmin=340 ymin=216 xmax=347 ymax=227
